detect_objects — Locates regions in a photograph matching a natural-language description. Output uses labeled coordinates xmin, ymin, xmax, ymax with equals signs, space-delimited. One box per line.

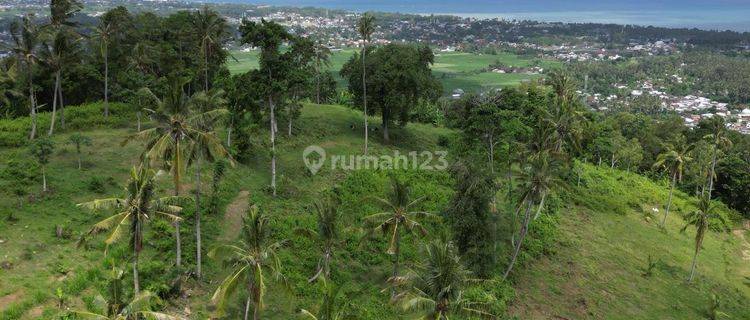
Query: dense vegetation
xmin=1 ymin=2 xmax=750 ymax=320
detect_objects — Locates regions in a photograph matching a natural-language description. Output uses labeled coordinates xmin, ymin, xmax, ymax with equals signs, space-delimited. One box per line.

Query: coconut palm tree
xmin=357 ymin=12 xmax=375 ymax=155
xmin=46 ymin=0 xmax=81 ymax=131
xmin=41 ymin=30 xmax=78 ymax=135
xmin=0 ymin=65 xmax=22 ymax=115
xmin=543 ymin=70 xmax=584 ymax=154
xmin=653 ymin=141 xmax=694 ymax=227
xmin=92 ymin=22 xmax=113 ymax=118
xmin=296 ymin=197 xmax=341 ymax=282
xmin=191 ymin=5 xmax=227 ymax=92
xmin=124 ymin=78 xmax=231 ymax=270
xmin=77 ymin=166 xmax=184 ymax=294
xmin=9 ymin=14 xmax=41 ymax=139
xmin=299 ymin=277 xmax=348 ymax=320
xmin=681 ymin=195 xmax=728 ymax=282
xmin=363 ymin=178 xmax=431 ymax=297
xmin=392 ymin=240 xmax=494 ymax=320
xmin=73 ymin=264 xmax=184 ymax=319
xmin=73 ymin=288 xmax=183 ymax=320
xmin=503 ymin=150 xmax=560 ymax=280
xmin=312 ymin=40 xmax=331 ymax=104
xmin=209 ymin=205 xmax=285 ymax=320
xmin=702 ymin=117 xmax=733 ymax=198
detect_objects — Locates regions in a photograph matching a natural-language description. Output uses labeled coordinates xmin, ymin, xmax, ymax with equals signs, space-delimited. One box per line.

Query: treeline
xmin=568 ymin=52 xmax=750 ymax=104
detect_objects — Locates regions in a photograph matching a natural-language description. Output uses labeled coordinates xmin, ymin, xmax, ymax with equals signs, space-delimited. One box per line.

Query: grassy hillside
xmin=1 ymin=103 xmax=749 ymax=319
xmin=511 ymin=165 xmax=750 ymax=319
xmin=227 ymin=49 xmax=559 ymax=94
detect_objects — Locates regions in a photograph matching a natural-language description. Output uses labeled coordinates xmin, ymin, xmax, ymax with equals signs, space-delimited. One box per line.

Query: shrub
xmin=0 ymin=102 xmax=136 ymax=147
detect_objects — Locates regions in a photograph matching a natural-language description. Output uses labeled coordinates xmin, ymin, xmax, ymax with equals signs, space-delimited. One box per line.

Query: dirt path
xmin=0 ymin=291 xmax=23 ymax=312
xmin=732 ymin=229 xmax=750 ymax=261
xmin=220 ymin=190 xmax=250 ymax=241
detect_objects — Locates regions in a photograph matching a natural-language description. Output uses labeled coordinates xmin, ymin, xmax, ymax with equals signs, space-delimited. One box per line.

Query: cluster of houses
xmin=235 ymin=10 xmax=392 ymax=49
xmin=589 ymin=80 xmax=749 ymax=134
xmin=489 ymin=65 xmax=543 ymax=74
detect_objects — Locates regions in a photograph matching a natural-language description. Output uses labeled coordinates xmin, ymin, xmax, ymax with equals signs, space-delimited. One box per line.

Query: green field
xmin=1 ymin=103 xmax=749 ymax=319
xmin=227 ymin=49 xmax=560 ymax=94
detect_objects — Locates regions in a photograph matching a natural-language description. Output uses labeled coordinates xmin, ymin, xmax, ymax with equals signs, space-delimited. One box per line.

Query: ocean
xmin=225 ymin=0 xmax=750 ymax=32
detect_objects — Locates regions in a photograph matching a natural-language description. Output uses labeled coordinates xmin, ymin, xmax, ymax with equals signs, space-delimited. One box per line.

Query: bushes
xmin=0 ymin=102 xmax=136 ymax=147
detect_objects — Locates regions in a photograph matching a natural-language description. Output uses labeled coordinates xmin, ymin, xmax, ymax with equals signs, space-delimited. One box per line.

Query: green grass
xmin=511 ymin=164 xmax=750 ymax=319
xmin=226 ymin=49 xmax=560 ymax=94
xmin=1 ymin=103 xmax=749 ymax=319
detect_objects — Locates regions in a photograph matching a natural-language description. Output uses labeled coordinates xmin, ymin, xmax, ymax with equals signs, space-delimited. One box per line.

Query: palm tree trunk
xmin=488 ymin=136 xmax=495 ymax=175
xmin=661 ymin=172 xmax=677 ymax=227
xmin=48 ymin=71 xmax=60 ymax=136
xmin=174 ymin=143 xmax=182 ymax=267
xmin=270 ymin=96 xmax=277 ymax=197
xmin=195 ymin=162 xmax=202 ymax=278
xmin=136 ymin=111 xmax=141 ymax=131
xmin=362 ymin=45 xmax=369 ymax=155
xmin=253 ymin=301 xmax=260 ymax=320
xmin=77 ymin=150 xmax=82 ymax=170
xmin=28 ymin=61 xmax=37 ymax=140
xmin=104 ymin=47 xmax=109 ymax=118
xmin=382 ymin=115 xmax=390 ymax=143
xmin=707 ymin=143 xmax=718 ymax=197
xmin=204 ymin=45 xmax=209 ymax=92
xmin=58 ymin=78 xmax=65 ymax=129
xmin=688 ymin=246 xmax=699 ymax=282
xmin=244 ymin=296 xmax=251 ymax=320
xmin=315 ymin=61 xmax=321 ymax=104
xmin=227 ymin=116 xmax=234 ymax=147
xmin=391 ymin=229 xmax=400 ymax=299
xmin=507 ymin=147 xmax=513 ymax=200
xmin=175 ymin=222 xmax=182 ymax=267
xmin=133 ymin=250 xmax=140 ymax=294
xmin=42 ymin=165 xmax=47 ymax=192
xmin=533 ymin=191 xmax=547 ymax=220
xmin=503 ymin=199 xmax=533 ymax=280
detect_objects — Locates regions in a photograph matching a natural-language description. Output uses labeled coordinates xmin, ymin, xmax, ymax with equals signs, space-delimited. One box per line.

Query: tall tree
xmin=124 ymin=78 xmax=231 ymax=269
xmin=392 ymin=240 xmax=494 ymax=319
xmin=445 ymin=161 xmax=497 ymax=277
xmin=312 ymin=40 xmax=332 ymax=104
xmin=239 ymin=19 xmax=294 ymax=196
xmin=681 ymin=196 xmax=727 ymax=282
xmin=92 ymin=22 xmax=113 ymax=118
xmin=209 ymin=205 xmax=285 ymax=320
xmin=503 ymin=150 xmax=560 ymax=279
xmin=46 ymin=0 xmax=82 ymax=132
xmin=543 ymin=70 xmax=584 ymax=154
xmin=9 ymin=14 xmax=41 ymax=139
xmin=296 ymin=196 xmax=341 ymax=282
xmin=357 ymin=12 xmax=375 ymax=154
xmin=653 ymin=140 xmax=693 ymax=227
xmin=363 ymin=178 xmax=431 ymax=298
xmin=341 ymin=43 xmax=441 ymax=143
xmin=41 ymin=31 xmax=78 ymax=135
xmin=77 ymin=166 xmax=184 ymax=294
xmin=191 ymin=5 xmax=228 ymax=92
xmin=702 ymin=117 xmax=733 ymax=198
xmin=300 ymin=278 xmax=348 ymax=320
